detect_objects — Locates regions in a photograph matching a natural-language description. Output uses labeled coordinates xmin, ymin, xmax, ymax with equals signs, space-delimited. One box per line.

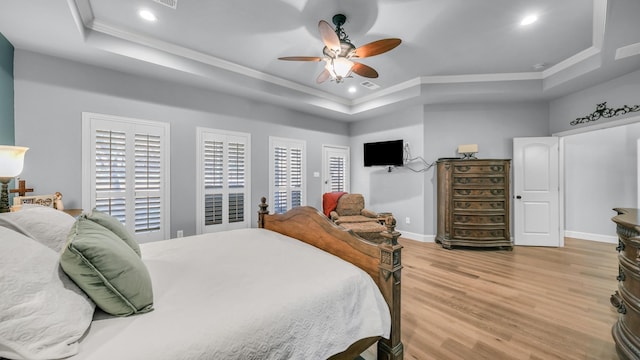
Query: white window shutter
xmin=273 ymin=145 xmax=288 ymax=213
xmin=94 ymin=129 xmax=127 ymax=224
xmin=83 ymin=113 xmax=170 ymax=243
xmin=197 ymin=128 xmax=251 ymax=233
xmin=227 ymin=141 xmax=246 ymax=223
xmin=134 ymin=133 xmax=162 ymax=233
xmin=269 ymin=137 xmax=306 ymax=214
xmin=290 ymin=147 xmax=302 ymax=208
xmin=329 ymin=155 xmax=346 ymax=192
xmin=204 ymin=139 xmax=224 ymax=226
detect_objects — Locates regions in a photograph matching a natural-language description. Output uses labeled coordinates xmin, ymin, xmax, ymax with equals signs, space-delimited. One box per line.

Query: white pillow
xmin=0 ymin=205 xmax=76 ymax=252
xmin=0 ymin=227 xmax=95 ymax=360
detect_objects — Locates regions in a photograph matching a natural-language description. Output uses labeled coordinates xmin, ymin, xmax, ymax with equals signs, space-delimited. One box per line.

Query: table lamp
xmin=0 ymin=146 xmax=29 ymax=213
xmin=458 ymin=144 xmax=478 ymax=160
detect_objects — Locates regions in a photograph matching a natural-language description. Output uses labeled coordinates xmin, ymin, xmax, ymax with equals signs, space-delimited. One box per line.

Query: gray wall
xmin=550 ymin=68 xmax=640 ymax=134
xmin=13 ymin=50 xmax=349 ymax=237
xmin=350 ymin=106 xmax=425 ymax=237
xmin=564 ymin=123 xmax=639 ymax=239
xmin=12 ymin=48 xmax=640 ymax=242
xmin=553 ymin=68 xmax=640 ymax=239
xmin=423 ymin=102 xmax=550 ymax=237
xmin=349 ymin=102 xmax=550 ymax=240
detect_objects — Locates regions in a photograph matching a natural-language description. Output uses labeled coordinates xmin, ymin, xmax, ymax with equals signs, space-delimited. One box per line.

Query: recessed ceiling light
xmin=520 ymin=14 xmax=538 ymax=26
xmin=139 ymin=9 xmax=157 ymax=22
xmin=348 ymin=86 xmax=357 ymax=93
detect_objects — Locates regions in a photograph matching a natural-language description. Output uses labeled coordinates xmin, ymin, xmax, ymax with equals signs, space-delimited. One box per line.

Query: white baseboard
xmin=394 ymin=230 xmax=617 ymax=244
xmin=564 ymin=230 xmax=617 ymax=244
xmin=396 ymin=229 xmax=434 ymax=243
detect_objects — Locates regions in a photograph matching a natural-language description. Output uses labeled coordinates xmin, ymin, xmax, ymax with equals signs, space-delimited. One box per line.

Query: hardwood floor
xmin=390 ymin=237 xmax=619 ymax=360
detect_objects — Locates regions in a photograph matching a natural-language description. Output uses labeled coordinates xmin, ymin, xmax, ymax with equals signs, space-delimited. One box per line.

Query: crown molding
xmin=616 ymin=42 xmax=640 ymax=60
xmin=67 ymin=0 xmax=610 ymax=118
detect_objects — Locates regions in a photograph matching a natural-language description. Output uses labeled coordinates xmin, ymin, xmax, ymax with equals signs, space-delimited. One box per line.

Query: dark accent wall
xmin=0 ymin=32 xmax=14 ymax=145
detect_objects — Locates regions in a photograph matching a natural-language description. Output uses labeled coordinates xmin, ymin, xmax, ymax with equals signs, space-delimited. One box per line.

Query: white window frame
xmin=81 ymin=112 xmax=170 ymax=242
xmin=269 ymin=136 xmax=307 ymax=214
xmin=196 ymin=127 xmax=251 ymax=234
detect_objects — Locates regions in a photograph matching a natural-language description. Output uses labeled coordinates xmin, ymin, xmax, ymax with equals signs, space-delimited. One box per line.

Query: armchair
xmin=327 ymin=193 xmax=387 ymax=243
xmin=329 ymin=194 xmax=379 ymax=225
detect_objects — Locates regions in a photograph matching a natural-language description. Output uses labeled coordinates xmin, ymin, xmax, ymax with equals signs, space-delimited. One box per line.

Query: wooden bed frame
xmin=257 ymin=197 xmax=404 ymax=360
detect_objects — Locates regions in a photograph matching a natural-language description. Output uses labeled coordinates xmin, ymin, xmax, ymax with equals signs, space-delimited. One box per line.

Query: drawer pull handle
xmin=611 ymin=291 xmax=627 ymax=314
xmin=456 ymin=166 xmax=471 ymax=172
xmin=616 ymin=240 xmax=625 ymax=252
xmin=617 ymin=267 xmax=626 ymax=282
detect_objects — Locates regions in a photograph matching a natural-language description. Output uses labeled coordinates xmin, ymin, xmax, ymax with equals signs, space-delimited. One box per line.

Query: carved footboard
xmin=257 ymin=197 xmax=403 ymax=360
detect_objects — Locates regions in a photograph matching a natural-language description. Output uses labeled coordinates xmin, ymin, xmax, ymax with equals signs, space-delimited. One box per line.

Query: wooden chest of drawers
xmin=436 ymin=159 xmax=512 ymax=249
xmin=611 ymin=208 xmax=640 ymax=359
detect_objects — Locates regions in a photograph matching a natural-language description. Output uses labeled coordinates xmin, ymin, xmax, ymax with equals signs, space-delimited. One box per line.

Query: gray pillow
xmin=84 ymin=209 xmax=141 ymax=257
xmin=0 ymin=205 xmax=75 ymax=252
xmin=60 ymin=217 xmax=153 ymax=317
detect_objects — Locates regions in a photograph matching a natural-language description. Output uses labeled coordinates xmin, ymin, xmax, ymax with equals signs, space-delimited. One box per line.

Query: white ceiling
xmin=1 ymin=0 xmax=639 ymax=121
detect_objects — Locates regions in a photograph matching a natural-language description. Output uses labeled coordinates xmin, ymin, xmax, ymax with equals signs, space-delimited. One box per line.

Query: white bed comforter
xmin=70 ymin=228 xmax=391 ymax=360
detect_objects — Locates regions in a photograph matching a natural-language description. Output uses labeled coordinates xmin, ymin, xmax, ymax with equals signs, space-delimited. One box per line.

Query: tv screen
xmin=364 ymin=140 xmax=404 ymax=167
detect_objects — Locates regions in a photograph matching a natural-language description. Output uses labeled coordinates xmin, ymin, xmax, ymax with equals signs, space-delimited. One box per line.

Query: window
xmin=329 ymin=156 xmax=346 ymax=191
xmin=269 ymin=137 xmax=306 ymax=214
xmin=82 ymin=113 xmax=170 ymax=242
xmin=197 ymin=128 xmax=251 ymax=233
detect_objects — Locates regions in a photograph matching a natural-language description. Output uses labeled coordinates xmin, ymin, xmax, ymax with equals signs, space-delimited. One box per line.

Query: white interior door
xmin=513 ymin=137 xmax=560 ymax=246
xmin=322 ymin=145 xmax=350 ymax=194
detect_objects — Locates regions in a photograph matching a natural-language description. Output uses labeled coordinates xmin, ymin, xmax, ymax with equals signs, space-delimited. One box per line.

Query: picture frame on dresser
xmin=11 ymin=194 xmax=57 ymax=211
xmin=436 ymin=158 xmax=512 ymax=250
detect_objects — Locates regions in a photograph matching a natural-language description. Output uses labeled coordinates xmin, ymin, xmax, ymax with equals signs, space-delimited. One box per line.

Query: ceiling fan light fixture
xmin=326 ymin=57 xmax=354 ymax=83
xmin=278 ymin=14 xmax=401 ymax=85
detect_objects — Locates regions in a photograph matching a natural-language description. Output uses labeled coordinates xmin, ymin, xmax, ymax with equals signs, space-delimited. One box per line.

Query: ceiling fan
xmin=278 ymin=14 xmax=402 ymax=84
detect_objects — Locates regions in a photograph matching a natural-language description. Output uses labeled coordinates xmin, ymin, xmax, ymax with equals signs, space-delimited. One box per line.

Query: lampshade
xmin=325 ymin=57 xmax=354 ymax=83
xmin=457 ymin=144 xmax=478 ymax=154
xmin=0 ymin=146 xmax=29 ymax=178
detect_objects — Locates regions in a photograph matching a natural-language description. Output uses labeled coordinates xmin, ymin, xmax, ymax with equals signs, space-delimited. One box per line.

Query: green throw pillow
xmin=84 ymin=209 xmax=141 ymax=257
xmin=60 ymin=217 xmax=154 ymax=317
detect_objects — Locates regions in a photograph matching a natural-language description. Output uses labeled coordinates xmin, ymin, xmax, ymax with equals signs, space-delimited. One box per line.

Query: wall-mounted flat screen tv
xmin=364 ymin=139 xmax=404 ymax=167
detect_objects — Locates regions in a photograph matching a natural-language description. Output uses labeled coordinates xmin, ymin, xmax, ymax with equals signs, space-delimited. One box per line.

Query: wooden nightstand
xmin=62 ymin=209 xmax=83 ymax=217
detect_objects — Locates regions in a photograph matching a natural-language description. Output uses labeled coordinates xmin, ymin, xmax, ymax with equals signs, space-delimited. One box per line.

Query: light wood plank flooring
xmin=368 ymin=237 xmax=620 ymax=360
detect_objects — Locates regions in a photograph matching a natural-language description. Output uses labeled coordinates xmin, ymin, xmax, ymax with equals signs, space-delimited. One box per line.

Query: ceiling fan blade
xmin=351 ymin=62 xmax=379 ymax=78
xmin=316 ymin=69 xmax=331 ymax=84
xmin=354 ymin=38 xmax=402 ymax=58
xmin=278 ymin=56 xmax=323 ymax=62
xmin=318 ymin=20 xmax=341 ymax=53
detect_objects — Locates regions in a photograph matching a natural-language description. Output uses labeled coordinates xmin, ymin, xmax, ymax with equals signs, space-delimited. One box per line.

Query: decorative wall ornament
xmin=571 ymin=102 xmax=640 ymax=126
